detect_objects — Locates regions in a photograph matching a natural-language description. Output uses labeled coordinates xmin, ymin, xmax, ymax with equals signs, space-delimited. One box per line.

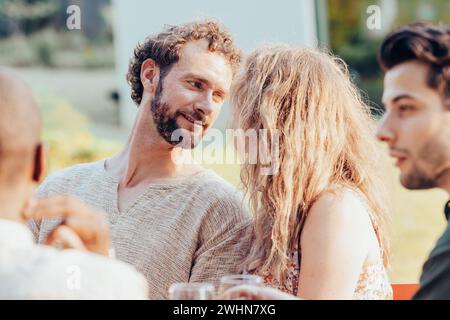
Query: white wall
xmin=113 ymin=0 xmax=318 ymax=130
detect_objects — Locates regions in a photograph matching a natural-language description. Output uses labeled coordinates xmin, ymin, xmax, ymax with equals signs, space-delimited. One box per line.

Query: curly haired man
xmin=28 ymin=20 xmax=252 ymax=299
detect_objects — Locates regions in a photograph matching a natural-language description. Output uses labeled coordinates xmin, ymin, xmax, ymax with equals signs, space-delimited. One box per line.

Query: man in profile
xmin=377 ymin=22 xmax=450 ymax=299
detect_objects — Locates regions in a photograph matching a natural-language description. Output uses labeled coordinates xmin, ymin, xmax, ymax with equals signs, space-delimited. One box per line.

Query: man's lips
xmin=395 ymin=157 xmax=407 ymax=168
xmin=389 ymin=151 xmax=408 ymax=168
xmin=179 ymin=112 xmax=207 ymax=127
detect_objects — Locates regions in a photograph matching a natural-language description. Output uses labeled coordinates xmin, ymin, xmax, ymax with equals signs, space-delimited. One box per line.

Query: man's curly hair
xmin=378 ymin=22 xmax=450 ymax=108
xmin=126 ymin=19 xmax=241 ymax=105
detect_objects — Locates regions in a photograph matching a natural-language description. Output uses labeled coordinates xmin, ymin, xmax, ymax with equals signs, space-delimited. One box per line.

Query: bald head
xmin=0 ymin=67 xmax=41 ymax=184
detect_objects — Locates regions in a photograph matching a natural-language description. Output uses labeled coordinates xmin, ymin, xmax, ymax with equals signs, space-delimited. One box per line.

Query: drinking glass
xmin=218 ymin=274 xmax=263 ymax=298
xmin=168 ymin=282 xmax=215 ymax=300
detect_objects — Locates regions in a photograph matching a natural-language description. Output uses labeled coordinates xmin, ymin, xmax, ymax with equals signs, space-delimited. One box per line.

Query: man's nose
xmin=194 ymin=91 xmax=215 ymax=116
xmin=376 ymin=114 xmax=396 ymax=147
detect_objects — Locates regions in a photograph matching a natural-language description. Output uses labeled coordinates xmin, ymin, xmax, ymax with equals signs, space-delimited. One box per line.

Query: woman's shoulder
xmin=302 ymin=187 xmax=373 ymax=247
xmin=308 ymin=187 xmax=371 ymax=223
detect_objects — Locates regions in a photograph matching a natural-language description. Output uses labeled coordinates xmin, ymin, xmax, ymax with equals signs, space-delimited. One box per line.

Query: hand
xmin=24 ymin=196 xmax=111 ymax=256
xmin=221 ymin=285 xmax=300 ymax=300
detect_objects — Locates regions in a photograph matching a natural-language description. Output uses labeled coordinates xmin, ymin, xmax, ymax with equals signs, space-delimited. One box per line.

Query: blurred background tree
xmin=0 ymin=0 xmax=113 ymax=68
xmin=0 ymin=0 xmax=58 ymax=36
xmin=0 ymin=0 xmax=120 ymax=173
xmin=328 ymin=0 xmax=450 ymax=115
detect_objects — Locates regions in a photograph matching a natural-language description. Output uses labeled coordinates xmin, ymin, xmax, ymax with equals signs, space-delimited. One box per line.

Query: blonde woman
xmin=226 ymin=46 xmax=392 ymax=300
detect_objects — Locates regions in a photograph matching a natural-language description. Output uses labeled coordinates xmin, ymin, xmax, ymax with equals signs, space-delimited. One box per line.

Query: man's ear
xmin=32 ymin=144 xmax=44 ymax=183
xmin=140 ymin=59 xmax=160 ymax=94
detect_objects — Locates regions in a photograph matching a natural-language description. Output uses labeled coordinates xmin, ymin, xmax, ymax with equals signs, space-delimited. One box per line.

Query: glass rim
xmin=219 ymin=274 xmax=263 ymax=284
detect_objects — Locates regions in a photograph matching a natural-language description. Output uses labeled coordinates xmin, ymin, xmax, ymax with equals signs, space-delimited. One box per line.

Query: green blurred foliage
xmin=0 ymin=28 xmax=115 ymax=68
xmin=393 ymin=0 xmax=450 ymax=25
xmin=327 ymin=0 xmax=450 ymax=114
xmin=36 ymin=94 xmax=121 ymax=174
xmin=0 ymin=0 xmax=59 ymax=35
xmin=0 ymin=0 xmax=114 ymax=68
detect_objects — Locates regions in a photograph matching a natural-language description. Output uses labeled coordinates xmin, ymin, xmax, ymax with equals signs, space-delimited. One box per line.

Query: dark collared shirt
xmin=445 ymin=200 xmax=450 ymax=221
xmin=413 ymin=200 xmax=450 ymax=300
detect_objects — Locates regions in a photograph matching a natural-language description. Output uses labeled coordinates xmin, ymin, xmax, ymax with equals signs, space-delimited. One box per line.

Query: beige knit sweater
xmin=28 ymin=160 xmax=253 ymax=299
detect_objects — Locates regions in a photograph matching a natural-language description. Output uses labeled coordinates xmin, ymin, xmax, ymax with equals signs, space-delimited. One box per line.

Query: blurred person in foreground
xmin=224 ymin=45 xmax=392 ymax=300
xmin=376 ymin=22 xmax=450 ymax=300
xmin=27 ymin=20 xmax=252 ymax=299
xmin=0 ymin=67 xmax=148 ymax=299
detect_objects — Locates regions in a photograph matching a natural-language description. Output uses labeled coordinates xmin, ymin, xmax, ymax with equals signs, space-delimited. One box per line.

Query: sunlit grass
xmin=387 ymin=169 xmax=447 ymax=283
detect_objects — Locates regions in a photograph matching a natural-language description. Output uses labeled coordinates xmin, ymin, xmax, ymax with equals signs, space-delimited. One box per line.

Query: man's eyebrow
xmin=382 ymin=94 xmax=415 ymax=105
xmin=392 ymin=94 xmax=415 ymax=103
xmin=183 ymin=73 xmax=227 ymax=94
xmin=183 ymin=73 xmax=210 ymax=84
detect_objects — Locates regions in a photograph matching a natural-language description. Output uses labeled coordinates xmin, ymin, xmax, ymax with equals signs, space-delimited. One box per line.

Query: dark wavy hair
xmin=126 ymin=19 xmax=241 ymax=105
xmin=378 ymin=22 xmax=450 ymax=108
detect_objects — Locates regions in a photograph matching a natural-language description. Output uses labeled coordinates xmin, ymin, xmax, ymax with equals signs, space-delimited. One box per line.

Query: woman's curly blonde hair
xmin=231 ymin=45 xmax=391 ymax=283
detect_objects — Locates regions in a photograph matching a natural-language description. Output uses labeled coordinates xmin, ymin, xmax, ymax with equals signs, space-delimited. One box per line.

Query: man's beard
xmin=400 ymin=165 xmax=438 ymax=190
xmin=401 ymin=136 xmax=450 ymax=190
xmin=150 ymin=87 xmax=206 ymax=149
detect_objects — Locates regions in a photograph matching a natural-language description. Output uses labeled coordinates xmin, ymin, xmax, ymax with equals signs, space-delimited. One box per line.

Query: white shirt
xmin=0 ymin=219 xmax=148 ymax=299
